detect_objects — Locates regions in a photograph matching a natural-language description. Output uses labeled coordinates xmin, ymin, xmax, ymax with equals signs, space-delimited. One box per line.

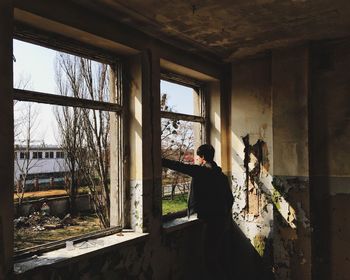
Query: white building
xmin=14 ymin=145 xmax=69 ymax=188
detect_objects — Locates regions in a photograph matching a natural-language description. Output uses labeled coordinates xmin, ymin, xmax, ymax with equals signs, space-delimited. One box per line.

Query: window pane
xmin=13 ymin=101 xmax=116 ymax=251
xmin=161 ymin=118 xmax=202 ymax=215
xmin=13 ymin=39 xmax=111 ymax=102
xmin=160 ymin=80 xmax=200 ymax=116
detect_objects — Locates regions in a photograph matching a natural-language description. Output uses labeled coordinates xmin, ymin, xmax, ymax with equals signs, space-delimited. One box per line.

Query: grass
xmin=14 ymin=214 xmax=101 ymax=251
xmin=162 ymin=194 xmax=187 ymax=215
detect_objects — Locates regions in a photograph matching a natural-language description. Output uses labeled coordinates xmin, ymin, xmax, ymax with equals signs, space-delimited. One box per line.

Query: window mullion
xmin=14 ymin=88 xmax=123 ymax=113
xmin=160 ymin=111 xmax=205 ymax=123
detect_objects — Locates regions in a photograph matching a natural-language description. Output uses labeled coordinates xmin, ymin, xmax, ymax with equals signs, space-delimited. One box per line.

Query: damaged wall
xmin=310 ymin=39 xmax=350 ymax=280
xmin=231 ymin=56 xmax=275 ymax=277
xmin=231 ymin=47 xmax=312 ymax=280
xmin=272 ymin=46 xmax=311 ymax=280
xmin=231 ymin=40 xmax=350 ymax=280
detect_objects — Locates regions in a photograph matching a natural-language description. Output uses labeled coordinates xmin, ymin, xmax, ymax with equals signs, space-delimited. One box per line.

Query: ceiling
xmin=72 ymin=0 xmax=350 ymax=62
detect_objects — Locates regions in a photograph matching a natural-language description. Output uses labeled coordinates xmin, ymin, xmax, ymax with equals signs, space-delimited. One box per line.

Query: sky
xmin=13 ymin=39 xmax=194 ymax=145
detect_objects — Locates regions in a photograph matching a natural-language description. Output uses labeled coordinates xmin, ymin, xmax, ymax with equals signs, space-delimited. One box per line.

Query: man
xmin=162 ymin=144 xmax=233 ymax=279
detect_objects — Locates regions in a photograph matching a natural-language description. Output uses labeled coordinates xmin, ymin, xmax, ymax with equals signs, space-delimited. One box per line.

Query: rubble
xmin=14 ymin=211 xmax=75 ymax=231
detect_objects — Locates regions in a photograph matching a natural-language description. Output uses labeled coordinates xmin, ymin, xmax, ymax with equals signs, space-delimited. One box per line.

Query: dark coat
xmin=162 ymin=158 xmax=234 ymax=219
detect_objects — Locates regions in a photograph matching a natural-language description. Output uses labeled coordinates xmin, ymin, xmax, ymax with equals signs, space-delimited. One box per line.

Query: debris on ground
xmin=14 ymin=211 xmax=76 ymax=231
xmin=40 ymin=202 xmax=51 ymax=216
xmin=61 ymin=214 xmax=77 ymax=226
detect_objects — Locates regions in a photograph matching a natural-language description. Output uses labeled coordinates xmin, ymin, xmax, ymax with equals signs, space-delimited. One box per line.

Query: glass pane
xmin=13 ymin=39 xmax=111 ymax=102
xmin=160 ymin=80 xmax=200 ymax=116
xmin=13 ymin=101 xmax=116 ymax=251
xmin=161 ymin=119 xmax=202 ymax=215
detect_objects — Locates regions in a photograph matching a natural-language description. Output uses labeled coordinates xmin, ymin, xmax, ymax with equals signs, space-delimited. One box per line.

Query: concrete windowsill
xmin=14 ymin=231 xmax=149 ymax=275
xmin=162 ymin=215 xmax=201 ymax=233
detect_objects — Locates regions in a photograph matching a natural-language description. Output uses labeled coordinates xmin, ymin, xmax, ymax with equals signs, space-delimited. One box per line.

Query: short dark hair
xmin=196 ymin=144 xmax=215 ymax=161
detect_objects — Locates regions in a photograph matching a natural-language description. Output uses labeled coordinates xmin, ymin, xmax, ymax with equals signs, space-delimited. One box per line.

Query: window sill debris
xmin=14 ymin=231 xmax=149 ymax=274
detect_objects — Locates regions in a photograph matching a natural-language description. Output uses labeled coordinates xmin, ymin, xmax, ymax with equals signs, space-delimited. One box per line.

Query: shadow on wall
xmin=231 ymin=132 xmax=312 ymax=279
xmin=227 ymin=220 xmax=275 ymax=280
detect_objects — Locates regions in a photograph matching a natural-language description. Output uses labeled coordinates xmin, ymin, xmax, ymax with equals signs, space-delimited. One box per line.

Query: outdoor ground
xmin=162 ymin=194 xmax=187 ymax=215
xmin=14 ymin=214 xmax=101 ymax=250
xmin=15 ymin=188 xmax=187 ymax=214
xmin=14 ymin=189 xmax=187 ymax=251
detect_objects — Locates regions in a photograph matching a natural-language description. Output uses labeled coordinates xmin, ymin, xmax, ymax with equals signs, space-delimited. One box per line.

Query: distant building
xmin=14 ymin=145 xmax=69 ymax=189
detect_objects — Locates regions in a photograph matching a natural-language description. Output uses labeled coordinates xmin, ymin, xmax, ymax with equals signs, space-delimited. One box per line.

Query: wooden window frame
xmin=12 ymin=32 xmax=125 ymax=259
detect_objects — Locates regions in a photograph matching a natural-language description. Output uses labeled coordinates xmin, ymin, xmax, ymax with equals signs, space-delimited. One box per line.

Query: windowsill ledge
xmin=162 ymin=215 xmax=201 ymax=233
xmin=14 ymin=231 xmax=149 ymax=275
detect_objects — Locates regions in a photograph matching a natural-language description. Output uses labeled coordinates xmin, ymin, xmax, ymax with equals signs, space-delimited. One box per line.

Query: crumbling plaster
xmin=231 ymin=56 xmax=274 ymax=272
xmin=231 ymin=46 xmax=313 ymax=279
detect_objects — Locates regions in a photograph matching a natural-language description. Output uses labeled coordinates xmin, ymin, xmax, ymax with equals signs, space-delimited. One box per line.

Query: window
xmin=55 ymin=151 xmax=64 ymax=159
xmin=13 ymin=39 xmax=124 ymax=256
xmin=32 ymin=152 xmax=43 ymax=159
xmin=160 ymin=76 xmax=207 ymax=220
xmin=45 ymin=151 xmax=54 ymax=159
xmin=19 ymin=152 xmax=29 ymax=159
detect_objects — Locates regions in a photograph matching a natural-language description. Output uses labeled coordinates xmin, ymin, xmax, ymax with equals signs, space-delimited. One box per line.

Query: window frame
xmin=19 ymin=151 xmax=29 ymax=159
xmin=32 ymin=151 xmax=42 ymax=159
xmin=45 ymin=151 xmax=54 ymax=159
xmin=160 ymin=72 xmax=208 ymax=222
xmin=12 ymin=35 xmax=126 ymax=259
xmin=55 ymin=151 xmax=65 ymax=159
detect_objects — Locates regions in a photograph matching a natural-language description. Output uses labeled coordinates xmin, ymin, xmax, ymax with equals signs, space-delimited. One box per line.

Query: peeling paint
xmin=130 ymin=180 xmax=143 ymax=232
xmin=232 ymin=134 xmax=312 ymax=279
xmin=253 ymin=235 xmax=267 ymax=257
xmin=272 ymin=176 xmax=311 ymax=280
xmin=232 ymin=134 xmax=274 ymax=271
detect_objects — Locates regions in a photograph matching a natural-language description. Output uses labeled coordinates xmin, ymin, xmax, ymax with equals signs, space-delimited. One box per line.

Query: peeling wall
xmin=272 ymin=47 xmax=311 ymax=280
xmin=231 ymin=47 xmax=312 ymax=280
xmin=231 ymin=56 xmax=274 ymax=273
xmin=231 ymin=41 xmax=350 ymax=280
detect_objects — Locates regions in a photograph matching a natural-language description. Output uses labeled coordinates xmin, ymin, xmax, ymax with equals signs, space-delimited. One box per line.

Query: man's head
xmin=196 ymin=144 xmax=215 ymax=164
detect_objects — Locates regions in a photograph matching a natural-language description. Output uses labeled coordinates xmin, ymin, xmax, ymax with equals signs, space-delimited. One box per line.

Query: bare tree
xmin=14 ymin=72 xmax=32 ymax=91
xmin=79 ymin=58 xmax=110 ymax=227
xmin=14 ymin=103 xmax=42 ymax=206
xmin=14 ymin=73 xmax=32 ymax=136
xmin=55 ymin=53 xmax=110 ymax=227
xmin=54 ymin=54 xmax=85 ymax=215
xmin=13 ymin=69 xmax=40 ymax=207
xmin=161 ymin=93 xmax=194 ymax=199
